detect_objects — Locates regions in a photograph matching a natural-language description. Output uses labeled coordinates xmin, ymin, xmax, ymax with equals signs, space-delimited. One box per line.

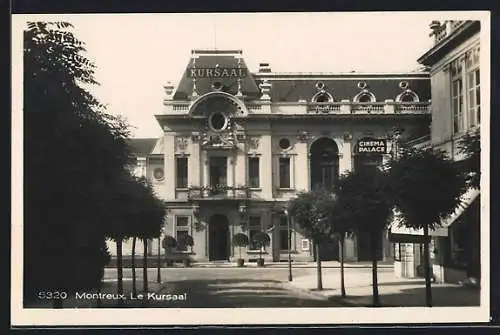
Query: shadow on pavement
xmin=326 ymin=285 xmax=481 ymax=307
xmin=158 ymin=278 xmax=336 ymax=308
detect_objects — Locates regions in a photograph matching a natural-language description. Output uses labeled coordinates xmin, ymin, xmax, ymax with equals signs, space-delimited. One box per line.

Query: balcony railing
xmin=161 ymin=100 xmax=430 ymax=115
xmin=187 ymin=185 xmax=251 ymax=200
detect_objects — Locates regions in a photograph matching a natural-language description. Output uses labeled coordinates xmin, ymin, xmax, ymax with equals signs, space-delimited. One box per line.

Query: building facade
xmin=391 ymin=20 xmax=481 ymax=284
xmin=111 ymin=49 xmax=432 ymax=264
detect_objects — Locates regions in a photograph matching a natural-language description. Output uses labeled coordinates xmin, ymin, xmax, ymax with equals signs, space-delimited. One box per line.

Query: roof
xmin=171 ymin=50 xmax=431 ymax=103
xmin=127 ymin=138 xmax=157 ymax=156
xmin=173 ymin=54 xmax=261 ymax=100
xmin=254 ymin=77 xmax=431 ymax=102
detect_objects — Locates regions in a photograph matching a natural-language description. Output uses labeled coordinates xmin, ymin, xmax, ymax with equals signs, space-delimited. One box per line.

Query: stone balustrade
xmin=162 ymin=100 xmax=430 ymax=116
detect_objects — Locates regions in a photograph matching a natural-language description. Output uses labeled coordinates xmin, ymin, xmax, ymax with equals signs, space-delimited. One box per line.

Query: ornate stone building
xmin=112 ymin=49 xmax=432 ymax=263
xmin=391 ymin=20 xmax=481 ymax=284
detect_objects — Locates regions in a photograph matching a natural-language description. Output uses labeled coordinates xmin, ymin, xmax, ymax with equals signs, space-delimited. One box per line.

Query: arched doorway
xmin=309 ymin=137 xmax=339 ymax=261
xmin=309 ymin=137 xmax=339 ymax=191
xmin=208 ymin=214 xmax=230 ymax=261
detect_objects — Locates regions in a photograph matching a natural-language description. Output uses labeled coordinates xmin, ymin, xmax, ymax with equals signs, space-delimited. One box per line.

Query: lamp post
xmin=284 ymin=209 xmax=293 ymax=282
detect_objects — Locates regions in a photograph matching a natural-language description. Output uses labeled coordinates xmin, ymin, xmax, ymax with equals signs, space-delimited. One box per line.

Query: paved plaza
xmin=25 ymin=263 xmax=480 ymax=308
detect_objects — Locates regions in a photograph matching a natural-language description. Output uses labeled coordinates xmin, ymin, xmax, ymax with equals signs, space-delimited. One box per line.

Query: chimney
xmin=258 ymin=62 xmax=271 ymax=73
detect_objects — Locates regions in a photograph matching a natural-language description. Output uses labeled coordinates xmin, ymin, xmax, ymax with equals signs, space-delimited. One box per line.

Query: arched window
xmin=312 ymin=91 xmax=334 ymax=103
xmin=395 ymin=90 xmax=420 ymax=103
xmin=353 ymin=91 xmax=376 ymax=103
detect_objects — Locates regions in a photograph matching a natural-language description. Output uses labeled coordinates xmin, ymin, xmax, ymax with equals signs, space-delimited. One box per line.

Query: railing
xmin=433 ymin=20 xmax=467 ymax=45
xmin=350 ymin=102 xmax=385 ymax=114
xmin=163 ymin=102 xmax=190 ymax=113
xmin=187 ymin=185 xmax=251 ymax=200
xmin=161 ymin=100 xmax=430 ymax=115
xmin=394 ymin=102 xmax=431 ymax=113
xmin=307 ymin=102 xmax=342 ymax=113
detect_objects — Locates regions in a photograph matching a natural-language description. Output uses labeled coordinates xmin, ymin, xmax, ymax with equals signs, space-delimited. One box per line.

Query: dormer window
xmin=315 ymin=93 xmax=331 ymax=103
xmin=396 ymin=90 xmax=420 ymax=103
xmin=358 ymin=94 xmax=372 ymax=103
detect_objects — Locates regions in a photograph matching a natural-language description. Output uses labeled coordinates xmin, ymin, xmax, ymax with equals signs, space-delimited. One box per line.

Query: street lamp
xmin=283 ymin=209 xmax=293 ymax=282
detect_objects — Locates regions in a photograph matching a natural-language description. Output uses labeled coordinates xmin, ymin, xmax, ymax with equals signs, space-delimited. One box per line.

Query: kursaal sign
xmin=187 ymin=67 xmax=248 ymax=78
xmin=357 ymin=138 xmax=388 ymax=154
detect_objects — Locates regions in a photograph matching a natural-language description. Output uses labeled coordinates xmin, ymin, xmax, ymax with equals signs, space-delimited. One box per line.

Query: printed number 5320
xmin=38 ymin=291 xmax=68 ymax=299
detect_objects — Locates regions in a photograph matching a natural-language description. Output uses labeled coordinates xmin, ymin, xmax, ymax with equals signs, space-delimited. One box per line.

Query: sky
xmin=16 ymin=12 xmax=472 ymax=138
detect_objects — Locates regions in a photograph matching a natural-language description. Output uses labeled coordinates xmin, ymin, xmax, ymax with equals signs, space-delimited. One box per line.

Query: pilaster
xmin=339 ymin=132 xmax=353 ymax=175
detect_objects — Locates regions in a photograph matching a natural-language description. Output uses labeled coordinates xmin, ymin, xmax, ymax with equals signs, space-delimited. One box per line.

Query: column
xmin=234 ymin=142 xmax=247 ymax=188
xmin=189 ymin=135 xmax=200 ymax=187
xmin=295 ymin=133 xmax=310 ymax=192
xmin=339 ymin=134 xmax=353 ymax=175
xmin=260 ymin=134 xmax=273 ymax=199
xmin=201 ymin=150 xmax=209 ymax=187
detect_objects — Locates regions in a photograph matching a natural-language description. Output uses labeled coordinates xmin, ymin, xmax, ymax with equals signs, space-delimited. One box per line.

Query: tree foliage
xmin=457 ymin=128 xmax=480 ymax=190
xmin=23 ymin=21 xmax=164 ymax=302
xmin=388 ymin=146 xmax=467 ymax=230
xmin=287 ymin=188 xmax=337 ymax=240
xmin=334 ymin=169 xmax=393 ymax=233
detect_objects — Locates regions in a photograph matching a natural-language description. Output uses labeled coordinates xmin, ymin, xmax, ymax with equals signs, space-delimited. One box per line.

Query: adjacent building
xmin=110 ymin=49 xmax=432 ymax=264
xmin=391 ymin=20 xmax=481 ymax=284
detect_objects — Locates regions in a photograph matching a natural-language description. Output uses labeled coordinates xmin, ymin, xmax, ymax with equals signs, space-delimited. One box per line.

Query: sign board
xmin=356 ymin=137 xmax=388 ymax=154
xmin=187 ymin=67 xmax=248 ymax=78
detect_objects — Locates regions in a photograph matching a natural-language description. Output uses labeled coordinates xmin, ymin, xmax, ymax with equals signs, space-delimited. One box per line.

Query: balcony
xmin=431 ymin=20 xmax=468 ymax=45
xmin=160 ymin=100 xmax=430 ymax=116
xmin=187 ymin=185 xmax=251 ymax=200
xmin=305 ymin=101 xmax=430 ymax=115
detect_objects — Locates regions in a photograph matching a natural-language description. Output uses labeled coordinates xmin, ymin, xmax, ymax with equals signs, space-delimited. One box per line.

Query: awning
xmin=388 ymin=188 xmax=480 ymax=242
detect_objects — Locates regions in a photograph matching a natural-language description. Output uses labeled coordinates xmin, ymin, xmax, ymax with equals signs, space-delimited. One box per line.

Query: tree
xmin=329 ymin=189 xmax=356 ymax=298
xmin=388 ymin=146 xmax=467 ymax=307
xmin=233 ymin=233 xmax=249 ymax=260
xmin=24 ymin=21 xmax=131 ymax=305
xmin=335 ymin=169 xmax=393 ymax=306
xmin=162 ymin=235 xmax=177 ymax=267
xmin=288 ymin=189 xmax=336 ymax=290
xmin=252 ymin=232 xmax=271 ymax=266
xmin=135 ymin=177 xmax=166 ymax=296
xmin=457 ymin=127 xmax=480 ymax=190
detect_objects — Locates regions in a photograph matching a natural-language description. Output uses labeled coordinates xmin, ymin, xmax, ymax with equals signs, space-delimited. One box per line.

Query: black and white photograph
xmin=11 ymin=11 xmax=490 ymax=326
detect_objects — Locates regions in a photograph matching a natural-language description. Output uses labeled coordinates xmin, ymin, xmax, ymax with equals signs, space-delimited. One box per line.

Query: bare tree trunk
xmin=157 ymin=236 xmax=161 ymax=283
xmin=340 ymin=234 xmax=346 ymax=297
xmin=131 ymin=237 xmax=136 ymax=296
xmin=116 ymin=238 xmax=124 ymax=306
xmin=116 ymin=239 xmax=123 ymax=296
xmin=423 ymin=225 xmax=433 ymax=307
xmin=371 ymin=232 xmax=380 ymax=307
xmin=143 ymin=238 xmax=148 ymax=295
xmin=315 ymin=239 xmax=323 ymax=290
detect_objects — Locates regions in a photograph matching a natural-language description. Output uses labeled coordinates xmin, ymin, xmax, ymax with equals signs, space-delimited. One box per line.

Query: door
xmin=208 ymin=214 xmax=230 ymax=261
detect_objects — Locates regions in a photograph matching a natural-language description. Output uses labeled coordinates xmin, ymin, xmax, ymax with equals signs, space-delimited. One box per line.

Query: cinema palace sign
xmin=356 ymin=138 xmax=388 ymax=154
xmin=187 ymin=67 xmax=248 ymax=78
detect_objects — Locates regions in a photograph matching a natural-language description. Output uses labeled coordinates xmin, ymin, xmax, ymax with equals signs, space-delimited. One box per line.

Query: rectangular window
xmin=248 ymin=216 xmax=261 ymax=250
xmin=176 ymin=157 xmax=188 ymax=189
xmin=175 ymin=216 xmax=190 ymax=251
xmin=279 ymin=157 xmax=291 ymax=188
xmin=467 ymin=68 xmax=480 ymax=127
xmin=248 ymin=157 xmax=260 ymax=188
xmin=452 ymin=78 xmax=464 ymax=133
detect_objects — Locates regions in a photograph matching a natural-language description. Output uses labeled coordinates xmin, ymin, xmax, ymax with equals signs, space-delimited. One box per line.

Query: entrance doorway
xmin=208 ymin=214 xmax=230 ymax=261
